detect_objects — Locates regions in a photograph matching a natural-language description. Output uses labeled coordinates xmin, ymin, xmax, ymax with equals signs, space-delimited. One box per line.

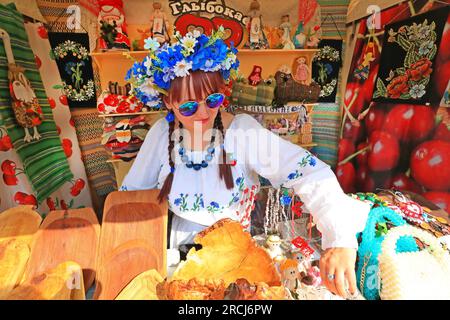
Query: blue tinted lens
xmin=179 ymin=101 xmax=198 ymax=116
xmin=205 ymin=93 xmax=225 ymax=109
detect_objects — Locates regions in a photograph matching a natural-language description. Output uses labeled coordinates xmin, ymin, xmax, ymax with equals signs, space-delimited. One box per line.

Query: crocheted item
xmin=356 ymin=206 xmax=418 ymax=300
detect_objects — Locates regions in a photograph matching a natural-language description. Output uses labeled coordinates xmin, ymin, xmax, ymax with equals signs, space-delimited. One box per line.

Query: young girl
xmin=122 ymin=30 xmax=370 ymax=298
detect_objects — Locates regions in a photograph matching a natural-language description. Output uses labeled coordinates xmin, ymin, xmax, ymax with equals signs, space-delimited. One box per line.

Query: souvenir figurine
xmin=264 ymin=234 xmax=285 ymax=262
xmin=293 ymin=22 xmax=307 ymax=49
xmin=97 ymin=0 xmax=131 ymax=51
xmin=246 ymin=0 xmax=269 ymax=50
xmin=248 ymin=65 xmax=263 ymax=86
xmin=279 ymin=15 xmax=295 ymax=50
xmin=294 ymin=57 xmax=310 ymax=84
xmin=292 ymin=251 xmax=312 ymax=275
xmin=149 ymin=1 xmax=170 ymax=44
xmin=280 ymin=259 xmax=301 ymax=293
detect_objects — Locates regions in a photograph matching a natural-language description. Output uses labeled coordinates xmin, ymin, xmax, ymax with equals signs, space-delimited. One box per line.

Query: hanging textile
xmin=48 ymin=32 xmax=97 ymax=108
xmin=373 ymin=7 xmax=449 ymax=104
xmin=312 ymin=39 xmax=343 ymax=103
xmin=0 ymin=3 xmax=73 ymax=204
xmin=70 ymin=107 xmax=116 ymax=199
xmin=335 ymin=2 xmax=450 ymax=210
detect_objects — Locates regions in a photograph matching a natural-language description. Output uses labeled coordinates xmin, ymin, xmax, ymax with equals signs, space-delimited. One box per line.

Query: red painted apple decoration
xmin=411 ymin=140 xmax=450 ymax=191
xmin=335 ymin=162 xmax=356 ymax=193
xmin=388 ymin=173 xmax=422 ymax=194
xmin=368 ymin=131 xmax=400 ymax=172
xmin=364 ymin=104 xmax=386 ymax=135
xmin=344 ymin=82 xmax=367 ymax=117
xmin=59 ymin=95 xmax=68 ymax=106
xmin=48 ymin=97 xmax=56 ymax=109
xmin=383 ymin=105 xmax=435 ymax=142
xmin=70 ymin=178 xmax=86 ymax=196
xmin=62 ymin=138 xmax=73 ymax=158
xmin=60 ymin=199 xmax=68 ymax=210
xmin=47 ymin=198 xmax=56 ymax=211
xmin=1 ymin=160 xmax=16 ymax=175
xmin=14 ymin=192 xmax=37 ymax=207
xmin=37 ymin=25 xmax=48 ymax=39
xmin=337 ymin=138 xmax=355 ymax=163
xmin=0 ymin=135 xmax=12 ymax=151
xmin=35 ymin=55 xmax=42 ymax=69
xmin=423 ymin=191 xmax=450 ymax=212
xmin=433 ymin=122 xmax=450 ymax=142
xmin=342 ymin=119 xmax=365 ymax=142
xmin=356 ymin=142 xmax=369 ymax=166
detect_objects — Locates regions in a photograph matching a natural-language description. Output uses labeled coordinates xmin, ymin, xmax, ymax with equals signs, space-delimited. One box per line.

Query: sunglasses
xmin=176 ymin=93 xmax=225 ymax=117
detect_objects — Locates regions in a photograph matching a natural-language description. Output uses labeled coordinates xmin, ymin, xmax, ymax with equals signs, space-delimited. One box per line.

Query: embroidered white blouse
xmin=120 ymin=113 xmax=370 ymax=249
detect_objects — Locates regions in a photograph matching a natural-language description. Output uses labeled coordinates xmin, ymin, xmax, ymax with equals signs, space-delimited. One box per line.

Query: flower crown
xmin=125 ymin=27 xmax=240 ymax=109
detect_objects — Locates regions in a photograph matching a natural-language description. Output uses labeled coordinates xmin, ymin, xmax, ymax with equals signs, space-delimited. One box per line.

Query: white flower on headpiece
xmin=173 ymin=60 xmax=193 ymax=77
xmin=223 ymin=53 xmax=237 ymax=70
xmin=139 ymin=78 xmax=160 ymax=97
xmin=146 ymin=97 xmax=162 ymax=108
xmin=181 ymin=34 xmax=197 ymax=55
xmin=143 ymin=56 xmax=153 ymax=75
xmin=144 ymin=37 xmax=160 ymax=51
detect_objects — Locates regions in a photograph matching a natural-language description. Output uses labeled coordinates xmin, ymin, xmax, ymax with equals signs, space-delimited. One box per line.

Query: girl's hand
xmin=319 ymin=248 xmax=357 ymax=298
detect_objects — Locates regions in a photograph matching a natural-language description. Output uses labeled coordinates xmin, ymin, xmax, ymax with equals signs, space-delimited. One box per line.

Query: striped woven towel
xmin=311 ymin=103 xmax=340 ymax=168
xmin=70 ymin=107 xmax=117 ymax=197
xmin=0 ymin=3 xmax=73 ymax=203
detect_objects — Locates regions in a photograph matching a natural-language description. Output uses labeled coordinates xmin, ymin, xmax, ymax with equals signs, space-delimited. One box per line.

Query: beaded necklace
xmin=177 ymin=121 xmax=217 ymax=171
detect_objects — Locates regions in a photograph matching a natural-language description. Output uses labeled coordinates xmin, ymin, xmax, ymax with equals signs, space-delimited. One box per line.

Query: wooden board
xmin=116 ymin=269 xmax=163 ymax=300
xmin=7 ymin=261 xmax=85 ymax=300
xmin=95 ymin=240 xmax=162 ymax=300
xmin=0 ymin=239 xmax=30 ymax=299
xmin=23 ymin=208 xmax=100 ymax=291
xmin=0 ymin=206 xmax=42 ymax=245
xmin=94 ymin=190 xmax=168 ymax=300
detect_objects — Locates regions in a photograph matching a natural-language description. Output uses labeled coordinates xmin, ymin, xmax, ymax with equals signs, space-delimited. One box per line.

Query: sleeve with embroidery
xmin=120 ymin=118 xmax=166 ymax=191
xmin=232 ymin=114 xmax=370 ymax=250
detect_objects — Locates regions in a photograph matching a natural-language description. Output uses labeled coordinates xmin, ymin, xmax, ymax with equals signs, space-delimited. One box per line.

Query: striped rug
xmin=70 ymin=107 xmax=116 ymax=198
xmin=311 ymin=103 xmax=340 ymax=168
xmin=0 ymin=3 xmax=73 ymax=203
xmin=318 ymin=0 xmax=349 ymax=39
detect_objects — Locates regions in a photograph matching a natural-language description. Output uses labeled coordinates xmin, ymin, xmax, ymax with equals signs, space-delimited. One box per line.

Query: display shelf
xmin=98 ymin=111 xmax=165 ymax=118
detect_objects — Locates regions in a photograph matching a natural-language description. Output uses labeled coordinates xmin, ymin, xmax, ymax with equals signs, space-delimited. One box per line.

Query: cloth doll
xmin=246 ymin=0 xmax=269 ymax=49
xmin=280 ymin=15 xmax=295 ymax=50
xmin=97 ymin=0 xmax=131 ymax=51
xmin=149 ymin=1 xmax=170 ymax=44
xmin=295 ymin=57 xmax=310 ymax=84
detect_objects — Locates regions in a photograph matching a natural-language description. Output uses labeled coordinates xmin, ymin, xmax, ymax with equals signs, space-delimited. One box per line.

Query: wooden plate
xmin=95 ymin=240 xmax=162 ymax=300
xmin=0 ymin=239 xmax=30 ymax=299
xmin=0 ymin=206 xmax=42 ymax=245
xmin=23 ymin=208 xmax=100 ymax=291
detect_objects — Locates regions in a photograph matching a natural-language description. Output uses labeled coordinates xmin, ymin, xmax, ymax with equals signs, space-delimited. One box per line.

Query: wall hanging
xmin=48 ymin=32 xmax=97 ymax=108
xmin=312 ymin=39 xmax=342 ymax=103
xmin=373 ymin=7 xmax=449 ymax=104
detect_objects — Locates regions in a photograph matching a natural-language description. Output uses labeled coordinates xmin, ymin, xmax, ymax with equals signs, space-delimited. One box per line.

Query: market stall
xmin=0 ymin=0 xmax=449 ymax=302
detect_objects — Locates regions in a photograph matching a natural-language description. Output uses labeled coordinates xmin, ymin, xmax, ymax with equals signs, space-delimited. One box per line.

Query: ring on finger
xmin=327 ymin=273 xmax=335 ymax=281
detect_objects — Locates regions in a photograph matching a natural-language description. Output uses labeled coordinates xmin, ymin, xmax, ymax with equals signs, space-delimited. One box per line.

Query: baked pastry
xmin=171 ymin=219 xmax=281 ymax=286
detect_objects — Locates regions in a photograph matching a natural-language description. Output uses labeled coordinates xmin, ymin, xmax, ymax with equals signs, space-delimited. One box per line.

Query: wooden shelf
xmin=98 ymin=111 xmax=165 ymax=118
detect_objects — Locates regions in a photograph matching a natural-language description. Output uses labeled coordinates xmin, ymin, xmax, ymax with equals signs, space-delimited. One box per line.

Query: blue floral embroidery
xmin=207 ymin=201 xmax=224 ymax=214
xmin=119 ymin=185 xmax=128 ymax=191
xmin=174 ymin=193 xmax=189 ymax=211
xmin=286 ymin=152 xmax=318 ymax=180
xmin=192 ymin=193 xmax=205 ymax=211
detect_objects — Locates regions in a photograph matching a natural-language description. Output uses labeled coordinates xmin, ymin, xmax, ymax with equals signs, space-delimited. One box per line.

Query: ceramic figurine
xmin=149 ymin=1 xmax=170 ymax=44
xmin=294 ymin=57 xmax=310 ymax=84
xmin=279 ymin=15 xmax=295 ymax=50
xmin=265 ymin=234 xmax=285 ymax=262
xmin=246 ymin=0 xmax=269 ymax=49
xmin=97 ymin=0 xmax=131 ymax=51
xmin=293 ymin=22 xmax=307 ymax=49
xmin=292 ymin=251 xmax=312 ymax=275
xmin=280 ymin=259 xmax=301 ymax=292
xmin=248 ymin=65 xmax=263 ymax=86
